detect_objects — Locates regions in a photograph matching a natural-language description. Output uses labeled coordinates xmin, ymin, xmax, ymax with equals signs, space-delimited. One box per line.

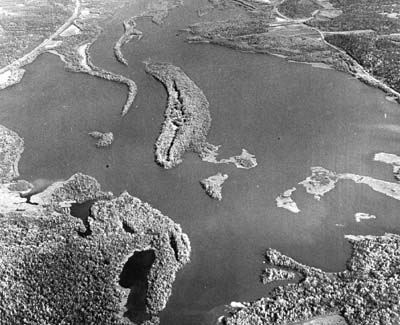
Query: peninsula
xmin=0 ymin=124 xmax=191 ymax=325
xmin=222 ymin=233 xmax=400 ymax=324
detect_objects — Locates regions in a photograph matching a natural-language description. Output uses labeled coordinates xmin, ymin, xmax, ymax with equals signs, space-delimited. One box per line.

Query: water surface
xmin=1 ymin=0 xmax=400 ymax=324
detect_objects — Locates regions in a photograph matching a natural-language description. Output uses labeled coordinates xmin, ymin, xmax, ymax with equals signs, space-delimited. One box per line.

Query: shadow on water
xmin=70 ymin=200 xmax=97 ymax=236
xmin=119 ymin=250 xmax=156 ymax=323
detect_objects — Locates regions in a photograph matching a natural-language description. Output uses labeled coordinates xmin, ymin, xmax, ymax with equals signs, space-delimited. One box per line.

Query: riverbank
xmin=187 ymin=0 xmax=400 ymax=103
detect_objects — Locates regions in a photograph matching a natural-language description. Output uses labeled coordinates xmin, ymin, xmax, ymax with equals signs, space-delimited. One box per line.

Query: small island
xmin=200 ymin=173 xmax=228 ymax=201
xmin=89 ymin=131 xmax=114 ymax=148
xmin=276 ymin=187 xmax=300 ymax=213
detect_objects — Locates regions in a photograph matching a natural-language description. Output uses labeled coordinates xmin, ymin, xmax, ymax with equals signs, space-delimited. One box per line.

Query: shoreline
xmin=0 ymin=0 xmax=137 ymax=116
xmin=188 ymin=0 xmax=400 ymax=105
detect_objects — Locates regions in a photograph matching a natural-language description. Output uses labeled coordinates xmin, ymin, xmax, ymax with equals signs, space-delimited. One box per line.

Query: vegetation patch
xmin=222 ymin=234 xmax=400 ymax=324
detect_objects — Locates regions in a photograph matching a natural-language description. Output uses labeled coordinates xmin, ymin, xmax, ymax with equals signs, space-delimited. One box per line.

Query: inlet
xmin=119 ymin=250 xmax=156 ymax=323
xmin=69 ymin=200 xmax=96 ymax=236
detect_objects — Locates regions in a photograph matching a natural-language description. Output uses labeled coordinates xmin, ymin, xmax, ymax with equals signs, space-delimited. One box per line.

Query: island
xmin=200 ymin=173 xmax=229 ymax=201
xmin=0 ymin=124 xmax=191 ymax=325
xmin=145 ymin=61 xmax=212 ymax=169
xmin=89 ymin=131 xmax=114 ymax=147
xmin=276 ymin=187 xmax=300 ymax=214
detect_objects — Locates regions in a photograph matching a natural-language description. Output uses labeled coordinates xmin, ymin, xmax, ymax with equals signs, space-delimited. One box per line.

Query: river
xmin=1 ymin=0 xmax=400 ymax=324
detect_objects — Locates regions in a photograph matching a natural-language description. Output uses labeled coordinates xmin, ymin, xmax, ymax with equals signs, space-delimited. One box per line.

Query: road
xmin=0 ymin=0 xmax=81 ymax=74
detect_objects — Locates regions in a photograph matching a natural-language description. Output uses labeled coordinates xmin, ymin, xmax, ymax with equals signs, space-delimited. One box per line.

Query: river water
xmin=1 ymin=0 xmax=400 ymax=324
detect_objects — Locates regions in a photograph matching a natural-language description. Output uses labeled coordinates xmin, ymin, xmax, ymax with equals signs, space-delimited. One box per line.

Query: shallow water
xmin=1 ymin=0 xmax=400 ymax=324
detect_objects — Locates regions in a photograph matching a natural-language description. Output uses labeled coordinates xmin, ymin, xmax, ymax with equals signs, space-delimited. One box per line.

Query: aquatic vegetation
xmin=200 ymin=144 xmax=258 ymax=169
xmin=276 ymin=187 xmax=300 ymax=213
xmin=300 ymin=166 xmax=400 ymax=202
xmin=299 ymin=166 xmax=338 ymax=200
xmin=0 ymin=125 xmax=191 ymax=324
xmin=374 ymin=152 xmax=400 ymax=181
xmin=354 ymin=212 xmax=376 ymax=223
xmin=89 ymin=131 xmax=114 ymax=147
xmin=200 ymin=173 xmax=228 ymax=201
xmin=278 ymin=163 xmax=400 ymax=214
xmin=222 ymin=233 xmax=400 ymax=324
xmin=145 ymin=61 xmax=211 ymax=169
xmin=260 ymin=267 xmax=296 ymax=284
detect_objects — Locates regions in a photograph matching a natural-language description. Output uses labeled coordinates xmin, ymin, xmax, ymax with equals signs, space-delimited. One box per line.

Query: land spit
xmin=113 ymin=0 xmax=182 ymax=66
xmin=0 ymin=0 xmax=139 ymax=117
xmin=200 ymin=172 xmax=229 ymax=201
xmin=0 ymin=124 xmax=191 ymax=325
xmin=222 ymin=233 xmax=400 ymax=324
xmin=145 ymin=61 xmax=211 ymax=169
xmin=53 ymin=39 xmax=137 ymax=116
xmin=114 ymin=18 xmax=143 ymax=66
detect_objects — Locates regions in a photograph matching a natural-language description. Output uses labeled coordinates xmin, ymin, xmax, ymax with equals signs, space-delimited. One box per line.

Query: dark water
xmin=70 ymin=200 xmax=97 ymax=236
xmin=119 ymin=250 xmax=156 ymax=323
xmin=1 ymin=0 xmax=400 ymax=324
